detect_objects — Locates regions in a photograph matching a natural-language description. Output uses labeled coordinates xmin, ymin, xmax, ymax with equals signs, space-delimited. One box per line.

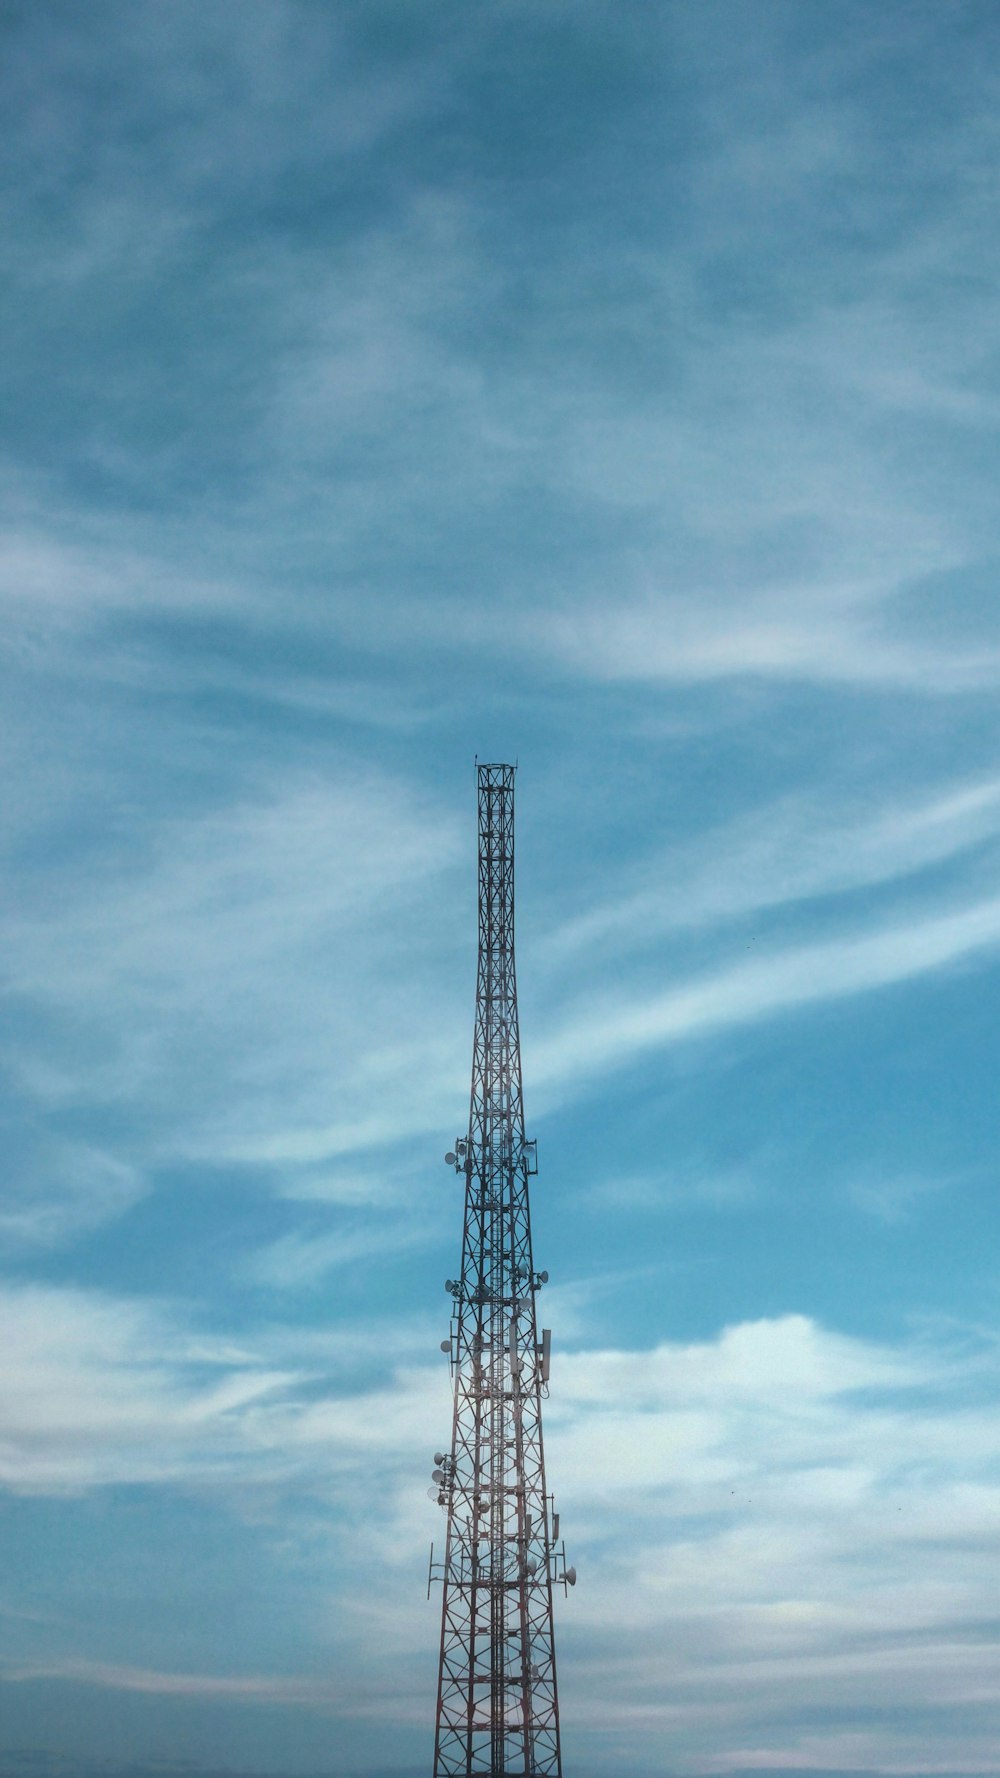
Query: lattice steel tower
xmin=428 ymin=763 xmax=574 ymax=1778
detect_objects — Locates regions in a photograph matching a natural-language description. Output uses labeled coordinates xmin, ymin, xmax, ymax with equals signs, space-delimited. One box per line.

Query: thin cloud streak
xmin=1 ymin=766 xmax=467 ymax=1176
xmin=0 ymin=1140 xmax=145 ymax=1251
xmin=542 ymin=773 xmax=1000 ymax=966
xmin=2 ymin=1657 xmax=329 ymax=1705
xmin=530 ymin=580 xmax=1000 ymax=694
xmin=531 ymin=890 xmax=1000 ymax=1095
xmin=242 ymin=1217 xmax=438 ymax=1293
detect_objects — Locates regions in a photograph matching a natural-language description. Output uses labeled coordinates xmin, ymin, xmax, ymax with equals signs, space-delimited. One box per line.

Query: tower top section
xmin=477 ymin=760 xmax=516 ymax=784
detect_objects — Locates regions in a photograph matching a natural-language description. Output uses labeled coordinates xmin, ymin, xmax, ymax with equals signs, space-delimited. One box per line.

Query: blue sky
xmin=2 ymin=3 xmax=1000 ymax=1775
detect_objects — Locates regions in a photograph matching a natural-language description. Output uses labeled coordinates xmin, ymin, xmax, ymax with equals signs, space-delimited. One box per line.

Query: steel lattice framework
xmin=428 ymin=764 xmax=573 ymax=1778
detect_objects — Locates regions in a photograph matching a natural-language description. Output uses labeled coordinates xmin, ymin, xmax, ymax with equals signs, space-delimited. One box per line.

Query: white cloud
xmin=1 ymin=1289 xmax=998 ymax=1770
xmin=241 ymin=1215 xmax=437 ymax=1292
xmin=0 ymin=1139 xmax=145 ymax=1250
xmin=7 ymin=771 xmax=456 ymax=998
xmin=530 ymin=576 xmax=999 ymax=694
xmin=541 ymin=773 xmax=1000 ymax=967
xmin=0 ymin=1281 xmax=448 ymax=1496
xmin=529 ymin=889 xmax=1000 ymax=1097
xmin=543 ymin=1317 xmax=1000 ymax=1774
xmin=0 ymin=507 xmax=261 ymax=652
xmin=2 ymin=765 xmax=468 ymax=1178
xmin=846 ymin=1167 xmax=966 ymax=1225
xmin=2 ymin=1655 xmax=331 ymax=1705
xmin=0 ymin=1285 xmax=299 ymax=1493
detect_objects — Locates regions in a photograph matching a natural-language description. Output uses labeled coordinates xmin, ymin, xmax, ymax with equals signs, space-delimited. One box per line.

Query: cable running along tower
xmin=428 ymin=764 xmax=574 ymax=1778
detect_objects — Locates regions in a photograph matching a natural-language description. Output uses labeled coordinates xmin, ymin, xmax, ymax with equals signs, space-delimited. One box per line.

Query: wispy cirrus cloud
xmin=241 ymin=1215 xmax=439 ymax=1293
xmin=541 ymin=772 xmax=1000 ymax=966
xmin=2 ymin=766 xmax=466 ymax=1169
xmin=529 ymin=576 xmax=1000 ymax=695
xmin=2 ymin=1657 xmax=330 ymax=1705
xmin=9 ymin=742 xmax=1000 ymax=1212
xmin=530 ymin=887 xmax=1000 ymax=1098
xmin=0 ymin=1136 xmax=145 ymax=1252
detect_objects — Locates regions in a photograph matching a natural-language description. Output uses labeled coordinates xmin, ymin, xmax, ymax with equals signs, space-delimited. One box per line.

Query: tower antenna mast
xmin=428 ymin=763 xmax=574 ymax=1778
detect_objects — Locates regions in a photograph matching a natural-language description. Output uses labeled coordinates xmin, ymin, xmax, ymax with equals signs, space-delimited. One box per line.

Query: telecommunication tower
xmin=427 ymin=763 xmax=574 ymax=1778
